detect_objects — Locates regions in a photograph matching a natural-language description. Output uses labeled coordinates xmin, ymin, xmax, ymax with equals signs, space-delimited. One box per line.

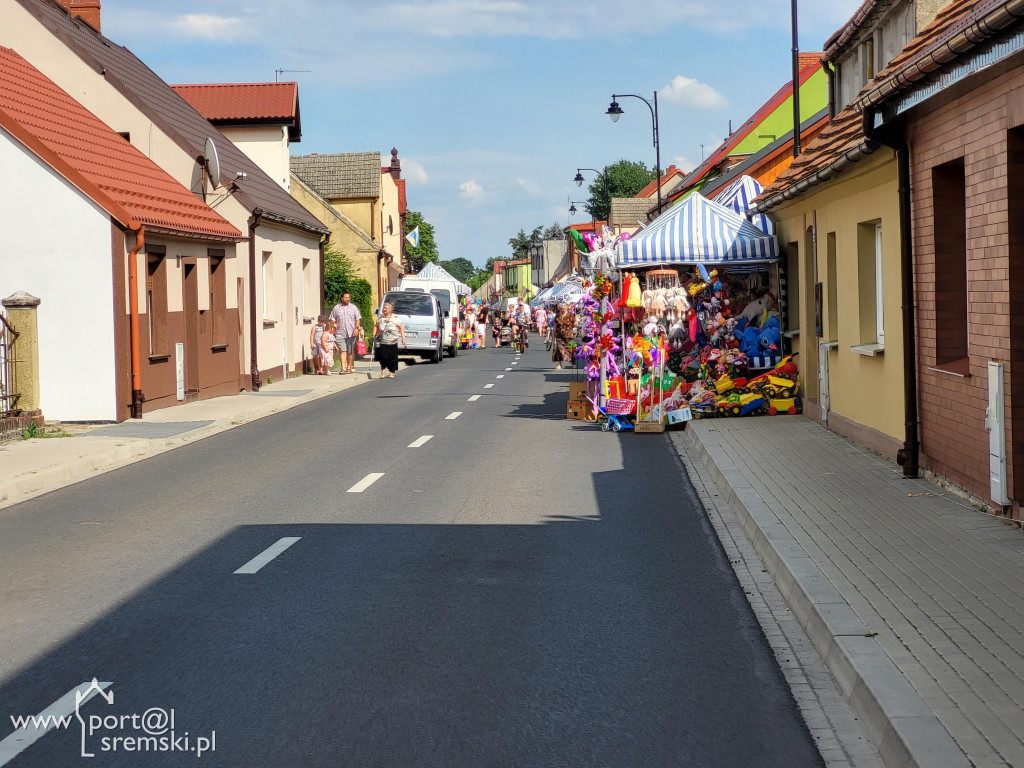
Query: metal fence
xmin=0 ymin=311 xmax=19 ymax=417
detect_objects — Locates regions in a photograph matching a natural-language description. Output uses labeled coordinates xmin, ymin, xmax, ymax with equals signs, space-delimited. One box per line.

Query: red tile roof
xmin=566 ymin=221 xmax=608 ymax=232
xmin=0 ymin=46 xmax=242 ymax=240
xmin=397 ymin=179 xmax=407 ymax=215
xmin=170 ymin=82 xmax=297 ymax=122
xmin=823 ymin=0 xmax=884 ymax=62
xmin=753 ymin=105 xmax=875 ymax=211
xmin=635 ymin=165 xmax=685 ymax=199
xmin=854 ymin=0 xmax=1015 ymax=112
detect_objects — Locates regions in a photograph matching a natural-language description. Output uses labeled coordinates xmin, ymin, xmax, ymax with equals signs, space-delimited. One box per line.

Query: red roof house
xmin=0 ymin=46 xmax=246 ymax=421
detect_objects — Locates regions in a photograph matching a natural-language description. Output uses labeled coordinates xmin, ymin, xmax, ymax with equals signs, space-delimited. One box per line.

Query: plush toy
xmin=757 ymin=319 xmax=782 ymax=353
xmin=643 ymin=316 xmax=661 ymax=336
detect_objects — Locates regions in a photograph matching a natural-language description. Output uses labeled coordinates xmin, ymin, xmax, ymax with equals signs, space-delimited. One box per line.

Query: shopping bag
xmin=356 ymin=339 xmax=368 ymax=355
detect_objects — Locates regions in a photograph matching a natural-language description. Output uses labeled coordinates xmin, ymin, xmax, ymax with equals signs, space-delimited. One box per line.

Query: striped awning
xmin=713 ymin=175 xmax=773 ymax=234
xmin=617 ymin=192 xmax=778 ymax=266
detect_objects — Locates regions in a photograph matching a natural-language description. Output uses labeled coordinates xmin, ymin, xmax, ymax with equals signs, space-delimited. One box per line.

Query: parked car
xmin=398 ymin=276 xmax=460 ymax=358
xmin=374 ymin=291 xmax=444 ymax=364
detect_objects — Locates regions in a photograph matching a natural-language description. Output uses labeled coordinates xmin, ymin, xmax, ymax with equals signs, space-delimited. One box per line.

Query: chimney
xmin=389 ymin=147 xmax=401 ymax=180
xmin=57 ymin=0 xmax=101 ymax=31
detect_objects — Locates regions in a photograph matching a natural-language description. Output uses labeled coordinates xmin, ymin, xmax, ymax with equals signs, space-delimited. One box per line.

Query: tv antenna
xmin=275 ymin=68 xmax=310 ymax=81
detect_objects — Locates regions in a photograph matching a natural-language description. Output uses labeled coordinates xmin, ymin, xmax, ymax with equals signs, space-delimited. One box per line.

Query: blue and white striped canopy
xmin=713 ymin=175 xmax=773 ymax=234
xmin=617 ymin=192 xmax=778 ymax=266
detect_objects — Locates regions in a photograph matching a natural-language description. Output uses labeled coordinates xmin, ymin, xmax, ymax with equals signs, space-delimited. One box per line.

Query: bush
xmin=323 ymin=246 xmax=374 ymax=335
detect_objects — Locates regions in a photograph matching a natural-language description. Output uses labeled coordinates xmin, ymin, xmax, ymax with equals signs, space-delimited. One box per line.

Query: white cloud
xmin=170 ymin=14 xmax=244 ymax=41
xmin=516 ymin=178 xmax=541 ymax=195
xmin=661 ymin=75 xmax=727 ymax=110
xmin=673 ymin=156 xmax=698 ymax=174
xmin=459 ymin=180 xmax=485 ymax=202
xmin=404 ymin=158 xmax=429 ymax=185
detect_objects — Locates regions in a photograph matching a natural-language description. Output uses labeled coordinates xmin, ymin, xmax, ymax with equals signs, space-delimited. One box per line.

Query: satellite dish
xmin=203 ymin=137 xmax=220 ymax=189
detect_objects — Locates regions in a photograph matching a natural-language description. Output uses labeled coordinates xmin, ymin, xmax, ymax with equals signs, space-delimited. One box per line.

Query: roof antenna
xmin=275 ymin=69 xmax=311 ymax=82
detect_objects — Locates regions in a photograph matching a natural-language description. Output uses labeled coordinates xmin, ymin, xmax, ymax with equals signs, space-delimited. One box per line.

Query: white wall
xmin=0 ymin=130 xmax=117 ymax=421
xmin=255 ymin=222 xmax=322 ymax=375
xmin=220 ymin=125 xmax=290 ymax=190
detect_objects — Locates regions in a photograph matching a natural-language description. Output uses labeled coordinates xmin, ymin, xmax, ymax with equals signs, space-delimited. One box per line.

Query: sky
xmin=104 ymin=0 xmax=864 ymax=269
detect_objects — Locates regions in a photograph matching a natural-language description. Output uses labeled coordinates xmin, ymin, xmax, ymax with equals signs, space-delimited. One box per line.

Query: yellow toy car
xmin=767 ymin=397 xmax=802 ymax=415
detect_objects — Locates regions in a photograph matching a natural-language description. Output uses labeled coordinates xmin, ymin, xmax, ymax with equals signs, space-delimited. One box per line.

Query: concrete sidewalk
xmin=0 ymin=357 xmax=401 ymax=511
xmin=676 ymin=417 xmax=1024 ymax=768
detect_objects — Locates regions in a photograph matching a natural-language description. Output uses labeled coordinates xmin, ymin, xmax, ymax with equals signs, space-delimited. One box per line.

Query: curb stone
xmin=678 ymin=422 xmax=970 ymax=768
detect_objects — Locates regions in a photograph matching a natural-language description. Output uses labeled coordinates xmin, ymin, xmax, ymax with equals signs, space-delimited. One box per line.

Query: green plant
xmin=267 ymin=376 xmax=274 ymax=384
xmin=323 ymin=246 xmax=374 ymax=335
xmin=20 ymin=422 xmax=41 ymax=440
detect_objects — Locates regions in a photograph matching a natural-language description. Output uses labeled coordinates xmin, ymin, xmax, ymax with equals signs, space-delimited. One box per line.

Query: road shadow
xmin=0 ymin=435 xmax=822 ymax=768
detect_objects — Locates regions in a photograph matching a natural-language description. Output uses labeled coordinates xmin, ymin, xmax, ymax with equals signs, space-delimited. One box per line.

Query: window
xmin=786 ymin=242 xmax=800 ymax=332
xmin=932 ymin=159 xmax=968 ymax=365
xmin=862 ymin=39 xmax=875 ymax=81
xmin=209 ymin=250 xmax=227 ymax=347
xmin=145 ymin=249 xmax=168 ymax=356
xmin=382 ymin=292 xmax=435 ymax=316
xmin=856 ymin=220 xmax=884 ymax=346
xmin=262 ymin=252 xmax=272 ymax=319
xmin=826 ymin=232 xmax=838 ymax=340
xmin=301 ymin=258 xmax=311 ymax=320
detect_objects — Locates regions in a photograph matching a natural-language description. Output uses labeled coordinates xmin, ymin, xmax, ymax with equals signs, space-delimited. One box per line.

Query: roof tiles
xmin=16 ymin=0 xmax=327 ymax=234
xmin=0 ymin=46 xmax=241 ymax=240
xmin=170 ymin=82 xmax=298 ymax=122
xmin=290 ymin=152 xmax=382 ymax=199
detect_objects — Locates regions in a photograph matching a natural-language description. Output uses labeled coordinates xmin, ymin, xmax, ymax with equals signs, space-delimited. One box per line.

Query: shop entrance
xmin=183 ymin=262 xmax=200 ymax=401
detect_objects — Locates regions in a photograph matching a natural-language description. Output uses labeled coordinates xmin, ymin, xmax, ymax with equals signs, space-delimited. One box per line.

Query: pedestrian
xmin=329 ymin=291 xmax=363 ymax=375
xmin=320 ymin=320 xmax=338 ymax=374
xmin=534 ymin=303 xmax=547 ymax=337
xmin=477 ymin=303 xmax=489 ymax=348
xmin=310 ymin=314 xmax=326 ymax=374
xmin=465 ymin=304 xmax=477 ymax=348
xmin=373 ymin=302 xmax=406 ymax=379
xmin=492 ymin=311 xmax=503 ymax=347
xmin=552 ymin=304 xmax=575 ymax=370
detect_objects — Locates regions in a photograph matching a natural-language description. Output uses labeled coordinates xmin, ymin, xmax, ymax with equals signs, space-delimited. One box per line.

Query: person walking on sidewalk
xmin=310 ymin=314 xmax=326 ymax=375
xmin=319 ymin=320 xmax=338 ymax=375
xmin=373 ymin=302 xmax=406 ymax=379
xmin=329 ymin=292 xmax=363 ymax=375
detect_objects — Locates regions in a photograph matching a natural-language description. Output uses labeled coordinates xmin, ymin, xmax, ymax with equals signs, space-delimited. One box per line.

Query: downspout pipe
xmin=248 ymin=209 xmax=263 ymax=392
xmin=127 ymin=225 xmax=145 ymax=418
xmin=824 ymin=60 xmax=836 ymax=120
xmin=865 ymin=112 xmax=919 ymax=477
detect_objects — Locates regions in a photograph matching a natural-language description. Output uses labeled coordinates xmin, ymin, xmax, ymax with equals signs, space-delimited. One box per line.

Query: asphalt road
xmin=0 ymin=341 xmax=824 ymax=767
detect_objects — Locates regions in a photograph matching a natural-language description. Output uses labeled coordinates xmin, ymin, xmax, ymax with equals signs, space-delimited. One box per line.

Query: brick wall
xmin=908 ymin=58 xmax=1024 ymax=511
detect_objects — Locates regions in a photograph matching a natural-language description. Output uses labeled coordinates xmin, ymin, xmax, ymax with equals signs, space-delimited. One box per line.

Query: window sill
xmin=850 ymin=343 xmax=884 ymax=357
xmin=302 ymin=317 xmax=314 ymax=325
xmin=262 ymin=319 xmax=277 ymax=327
xmin=928 ymin=358 xmax=970 ymax=378
xmin=148 ymin=353 xmax=170 ymax=362
xmin=821 ymin=340 xmax=839 ymax=352
xmin=211 ymin=344 xmax=229 ymax=352
xmin=783 ymin=329 xmax=800 ymax=339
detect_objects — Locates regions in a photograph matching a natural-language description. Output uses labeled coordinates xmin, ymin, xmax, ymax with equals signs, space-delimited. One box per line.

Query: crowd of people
xmin=308 ymin=292 xmax=581 ymax=379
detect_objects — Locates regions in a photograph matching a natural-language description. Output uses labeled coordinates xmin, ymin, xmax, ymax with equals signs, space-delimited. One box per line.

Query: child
xmin=320 ymin=320 xmax=337 ymax=374
xmin=310 ymin=314 xmax=326 ymax=374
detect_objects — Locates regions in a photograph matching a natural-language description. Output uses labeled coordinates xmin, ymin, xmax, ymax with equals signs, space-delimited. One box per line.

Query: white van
xmin=374 ymin=290 xmax=445 ymax=364
xmin=398 ymin=275 xmax=460 ymax=357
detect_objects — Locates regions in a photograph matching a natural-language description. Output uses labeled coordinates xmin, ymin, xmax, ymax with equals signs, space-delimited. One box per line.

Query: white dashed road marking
xmin=347 ymin=473 xmax=385 ymax=493
xmin=0 ymin=681 xmax=113 ymax=765
xmin=234 ymin=537 xmax=302 ymax=574
xmin=496 ymin=375 xmax=504 ymax=379
xmin=408 ymin=435 xmax=433 ymax=448
xmin=484 ymin=384 xmax=494 ymax=389
xmin=468 ymin=395 xmax=481 ymax=402
xmin=446 ymin=412 xmax=462 ymax=420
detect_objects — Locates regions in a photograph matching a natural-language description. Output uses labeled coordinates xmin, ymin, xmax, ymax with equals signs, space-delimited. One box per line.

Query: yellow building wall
xmin=768 ymin=149 xmax=905 ymax=450
xmin=290 ymin=183 xmax=382 ymax=307
xmin=333 ymin=198 xmax=376 ymax=236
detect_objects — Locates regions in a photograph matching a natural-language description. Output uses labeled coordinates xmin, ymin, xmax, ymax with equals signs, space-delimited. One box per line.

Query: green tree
xmin=440 ymin=257 xmax=476 ymax=283
xmin=508 ymin=226 xmax=542 ymax=260
xmin=467 ymin=270 xmax=491 ymax=292
xmin=586 ymin=159 xmax=656 ymax=222
xmin=323 ymin=246 xmax=374 ymax=335
xmin=543 ymin=222 xmax=565 ymax=240
xmin=404 ymin=211 xmax=439 ymax=272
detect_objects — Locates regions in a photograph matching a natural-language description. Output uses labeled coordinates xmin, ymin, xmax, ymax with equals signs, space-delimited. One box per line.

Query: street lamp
xmin=574 ymin=168 xmax=599 ymax=187
xmin=607 ymin=92 xmax=662 ymax=216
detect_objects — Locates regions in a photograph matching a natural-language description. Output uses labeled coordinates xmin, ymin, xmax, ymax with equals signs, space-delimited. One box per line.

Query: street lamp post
xmin=607 ymin=92 xmax=662 ymax=216
xmin=574 ymin=168 xmax=599 ymax=188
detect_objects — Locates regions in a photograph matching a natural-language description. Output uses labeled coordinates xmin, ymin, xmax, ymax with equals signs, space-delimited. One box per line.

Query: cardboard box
xmin=569 ymin=382 xmax=589 ymax=401
xmin=634 ymin=420 xmax=666 ymax=433
xmin=567 ymin=399 xmax=595 ymax=421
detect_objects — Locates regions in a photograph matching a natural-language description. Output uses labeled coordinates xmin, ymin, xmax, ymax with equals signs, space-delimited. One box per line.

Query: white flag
xmin=405 ymin=226 xmax=420 ymax=248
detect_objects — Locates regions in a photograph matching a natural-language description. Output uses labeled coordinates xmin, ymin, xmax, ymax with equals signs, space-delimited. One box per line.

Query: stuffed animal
xmin=757 ymin=318 xmax=782 ymax=353
xmin=643 ymin=316 xmax=661 ymax=336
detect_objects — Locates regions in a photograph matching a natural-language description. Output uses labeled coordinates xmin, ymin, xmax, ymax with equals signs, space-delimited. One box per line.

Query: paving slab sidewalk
xmin=677 ymin=417 xmax=1024 ymax=768
xmin=0 ymin=358 xmax=400 ymax=511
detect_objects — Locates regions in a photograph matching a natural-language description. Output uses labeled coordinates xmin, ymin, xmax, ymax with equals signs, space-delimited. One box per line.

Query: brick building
xmin=857 ymin=0 xmax=1024 ymax=514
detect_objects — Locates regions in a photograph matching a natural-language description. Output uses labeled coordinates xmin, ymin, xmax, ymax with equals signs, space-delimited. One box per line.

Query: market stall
xmin=569 ymin=192 xmax=800 ymax=427
xmin=712 ymin=175 xmax=773 ymax=234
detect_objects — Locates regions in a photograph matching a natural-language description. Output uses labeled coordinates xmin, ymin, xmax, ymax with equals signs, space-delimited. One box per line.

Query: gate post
xmin=3 ymin=291 xmax=42 ymax=418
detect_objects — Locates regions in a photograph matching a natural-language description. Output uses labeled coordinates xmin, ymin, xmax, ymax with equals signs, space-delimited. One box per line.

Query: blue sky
xmin=105 ymin=0 xmax=863 ymax=268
